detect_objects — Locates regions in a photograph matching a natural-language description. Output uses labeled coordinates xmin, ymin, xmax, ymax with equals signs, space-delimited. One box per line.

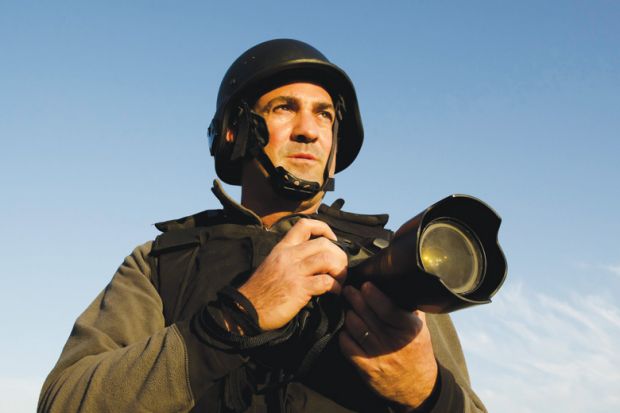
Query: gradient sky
xmin=1 ymin=1 xmax=619 ymax=412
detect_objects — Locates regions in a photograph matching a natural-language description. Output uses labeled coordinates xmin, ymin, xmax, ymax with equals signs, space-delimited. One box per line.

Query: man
xmin=39 ymin=39 xmax=487 ymax=412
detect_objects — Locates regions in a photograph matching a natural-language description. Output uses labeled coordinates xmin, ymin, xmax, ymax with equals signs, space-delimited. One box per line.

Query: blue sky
xmin=1 ymin=1 xmax=619 ymax=412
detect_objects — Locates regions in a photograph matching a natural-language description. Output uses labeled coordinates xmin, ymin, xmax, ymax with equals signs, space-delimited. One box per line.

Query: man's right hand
xmin=238 ymin=218 xmax=348 ymax=331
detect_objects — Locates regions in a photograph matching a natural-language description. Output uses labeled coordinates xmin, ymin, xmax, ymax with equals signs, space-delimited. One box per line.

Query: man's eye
xmin=319 ymin=111 xmax=334 ymax=121
xmin=273 ymin=104 xmax=291 ymax=112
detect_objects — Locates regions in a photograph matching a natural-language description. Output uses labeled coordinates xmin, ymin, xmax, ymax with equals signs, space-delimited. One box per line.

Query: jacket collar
xmin=211 ymin=179 xmax=263 ymax=226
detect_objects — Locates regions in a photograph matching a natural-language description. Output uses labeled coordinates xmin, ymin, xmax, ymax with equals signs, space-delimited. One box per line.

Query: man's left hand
xmin=339 ymin=282 xmax=438 ymax=410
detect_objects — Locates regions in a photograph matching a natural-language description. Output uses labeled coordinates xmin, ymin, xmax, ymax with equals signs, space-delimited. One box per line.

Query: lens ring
xmin=419 ymin=219 xmax=484 ymax=294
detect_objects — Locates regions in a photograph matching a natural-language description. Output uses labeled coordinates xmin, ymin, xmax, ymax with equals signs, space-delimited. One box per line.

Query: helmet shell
xmin=209 ymin=38 xmax=364 ymax=185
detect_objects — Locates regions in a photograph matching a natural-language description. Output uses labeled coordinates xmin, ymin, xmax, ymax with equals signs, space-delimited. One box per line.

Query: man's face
xmin=253 ymin=82 xmax=335 ymax=184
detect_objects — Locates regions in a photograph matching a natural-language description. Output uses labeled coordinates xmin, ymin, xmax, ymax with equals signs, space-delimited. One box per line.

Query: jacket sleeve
xmin=37 ymin=242 xmax=245 ymax=413
xmin=425 ymin=314 xmax=487 ymax=413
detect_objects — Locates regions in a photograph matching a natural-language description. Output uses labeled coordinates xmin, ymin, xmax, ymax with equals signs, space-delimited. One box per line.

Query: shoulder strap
xmin=154 ymin=209 xmax=228 ymax=233
xmin=149 ymin=209 xmax=228 ymax=296
xmin=317 ymin=201 xmax=393 ymax=243
xmin=150 ymin=227 xmax=204 ymax=256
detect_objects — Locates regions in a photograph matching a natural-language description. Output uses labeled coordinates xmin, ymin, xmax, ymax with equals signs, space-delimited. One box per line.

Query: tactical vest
xmin=149 ymin=200 xmax=395 ymax=412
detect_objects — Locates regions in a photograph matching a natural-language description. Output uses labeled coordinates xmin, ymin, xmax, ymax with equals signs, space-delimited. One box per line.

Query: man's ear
xmin=225 ymin=129 xmax=235 ymax=143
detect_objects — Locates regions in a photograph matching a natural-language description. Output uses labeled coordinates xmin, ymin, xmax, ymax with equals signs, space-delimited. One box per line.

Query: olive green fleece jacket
xmin=38 ymin=239 xmax=487 ymax=412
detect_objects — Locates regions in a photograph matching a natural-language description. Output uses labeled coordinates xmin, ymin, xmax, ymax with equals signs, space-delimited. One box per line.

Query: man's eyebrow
xmin=257 ymin=96 xmax=297 ymax=112
xmin=314 ymin=101 xmax=335 ymax=112
xmin=256 ymin=96 xmax=334 ymax=113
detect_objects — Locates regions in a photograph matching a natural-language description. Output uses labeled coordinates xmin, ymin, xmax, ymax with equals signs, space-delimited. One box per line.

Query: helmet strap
xmin=321 ymin=95 xmax=345 ymax=193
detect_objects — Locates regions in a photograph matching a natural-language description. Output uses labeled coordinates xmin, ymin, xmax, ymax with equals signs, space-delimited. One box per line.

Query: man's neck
xmin=240 ymin=163 xmax=324 ymax=228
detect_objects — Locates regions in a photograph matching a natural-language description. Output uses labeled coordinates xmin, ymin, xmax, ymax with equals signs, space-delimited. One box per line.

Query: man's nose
xmin=291 ymin=110 xmax=319 ymax=143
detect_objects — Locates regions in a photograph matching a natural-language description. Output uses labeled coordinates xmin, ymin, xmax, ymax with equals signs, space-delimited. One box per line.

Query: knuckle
xmin=331 ymin=250 xmax=348 ymax=271
xmin=314 ymin=251 xmax=331 ymax=267
xmin=322 ymin=274 xmax=335 ymax=288
xmin=297 ymin=218 xmax=313 ymax=228
xmin=323 ymin=251 xmax=341 ymax=268
xmin=317 ymin=237 xmax=333 ymax=249
xmin=336 ymin=247 xmax=348 ymax=263
xmin=317 ymin=220 xmax=330 ymax=230
xmin=268 ymin=251 xmax=287 ymax=268
xmin=345 ymin=311 xmax=357 ymax=326
xmin=272 ymin=252 xmax=284 ymax=264
xmin=310 ymin=274 xmax=328 ymax=294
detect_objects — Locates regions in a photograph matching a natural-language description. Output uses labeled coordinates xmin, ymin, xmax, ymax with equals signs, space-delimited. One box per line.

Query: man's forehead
xmin=255 ymin=82 xmax=334 ymax=106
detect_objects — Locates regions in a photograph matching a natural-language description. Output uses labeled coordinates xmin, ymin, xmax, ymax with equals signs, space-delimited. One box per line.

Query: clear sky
xmin=1 ymin=1 xmax=619 ymax=412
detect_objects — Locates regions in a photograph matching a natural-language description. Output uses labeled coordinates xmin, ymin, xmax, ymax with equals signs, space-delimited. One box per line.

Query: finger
xmin=338 ymin=331 xmax=374 ymax=374
xmin=344 ymin=310 xmax=380 ymax=350
xmin=338 ymin=330 xmax=364 ymax=359
xmin=361 ymin=282 xmax=420 ymax=331
xmin=298 ymin=242 xmax=348 ymax=280
xmin=342 ymin=286 xmax=385 ymax=335
xmin=294 ymin=236 xmax=345 ymax=262
xmin=305 ymin=273 xmax=343 ymax=296
xmin=280 ymin=218 xmax=337 ymax=246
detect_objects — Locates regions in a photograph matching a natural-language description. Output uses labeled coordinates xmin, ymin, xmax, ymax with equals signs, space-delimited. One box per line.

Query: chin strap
xmin=230 ymin=99 xmax=343 ymax=201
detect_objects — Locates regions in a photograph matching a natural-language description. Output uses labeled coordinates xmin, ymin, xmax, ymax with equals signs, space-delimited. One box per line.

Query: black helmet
xmin=209 ymin=38 xmax=364 ymax=186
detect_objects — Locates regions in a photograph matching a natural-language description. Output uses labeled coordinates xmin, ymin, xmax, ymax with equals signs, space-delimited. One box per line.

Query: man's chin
xmin=280 ymin=163 xmax=324 ymax=184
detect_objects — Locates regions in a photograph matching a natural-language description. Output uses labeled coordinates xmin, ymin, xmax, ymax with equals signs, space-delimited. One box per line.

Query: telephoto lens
xmin=348 ymin=195 xmax=507 ymax=313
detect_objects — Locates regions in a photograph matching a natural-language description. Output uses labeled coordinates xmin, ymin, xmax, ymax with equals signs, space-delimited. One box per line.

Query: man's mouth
xmin=288 ymin=153 xmax=318 ymax=161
